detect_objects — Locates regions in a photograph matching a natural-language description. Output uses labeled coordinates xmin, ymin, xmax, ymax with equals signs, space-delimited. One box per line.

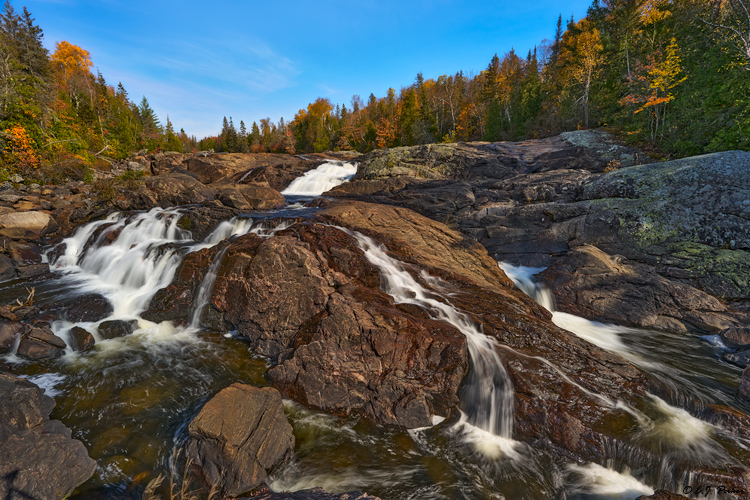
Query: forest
xmin=2 ymin=0 xmax=750 ymax=181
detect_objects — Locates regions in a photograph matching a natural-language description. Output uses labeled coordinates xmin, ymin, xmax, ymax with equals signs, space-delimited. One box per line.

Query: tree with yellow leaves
xmin=561 ymin=18 xmax=604 ymax=128
xmin=621 ymin=37 xmax=686 ymax=143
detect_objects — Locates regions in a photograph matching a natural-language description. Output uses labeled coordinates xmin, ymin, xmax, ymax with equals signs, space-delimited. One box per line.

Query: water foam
xmin=567 ymin=463 xmax=654 ymax=499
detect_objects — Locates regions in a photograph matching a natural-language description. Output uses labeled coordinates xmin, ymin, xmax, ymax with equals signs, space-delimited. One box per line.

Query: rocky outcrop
xmin=145 ymin=172 xmax=218 ymax=207
xmin=0 ymin=211 xmax=57 ymax=239
xmin=539 ymin=245 xmax=738 ymax=333
xmin=0 ymin=371 xmax=96 ymax=499
xmin=153 ymin=200 xmax=693 ymax=471
xmin=329 ymin=132 xmax=750 ymax=339
xmin=208 ymin=220 xmax=468 ymax=429
xmin=186 ymin=384 xmax=294 ymax=497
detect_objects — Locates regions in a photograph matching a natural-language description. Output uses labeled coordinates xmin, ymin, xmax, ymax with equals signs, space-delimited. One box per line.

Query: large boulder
xmin=145 ymin=173 xmax=217 ymax=207
xmin=209 ymin=224 xmax=467 ymax=429
xmin=186 ymin=384 xmax=294 ymax=497
xmin=16 ymin=327 xmax=67 ymax=360
xmin=212 ymin=179 xmax=286 ymax=211
xmin=0 ymin=211 xmax=56 ymax=239
xmin=0 ymin=371 xmax=96 ymax=499
xmin=65 ymin=293 xmax=113 ymax=323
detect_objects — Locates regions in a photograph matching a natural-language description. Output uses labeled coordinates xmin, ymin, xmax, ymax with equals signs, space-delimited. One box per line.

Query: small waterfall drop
xmin=343 ymin=228 xmax=515 ymax=446
xmin=281 ymin=161 xmax=357 ymax=196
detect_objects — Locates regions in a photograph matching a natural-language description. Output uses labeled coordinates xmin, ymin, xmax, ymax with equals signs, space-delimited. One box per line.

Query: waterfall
xmin=42 ymin=209 xmax=296 ymax=351
xmin=49 ymin=208 xmax=191 ymax=317
xmin=281 ymin=161 xmax=357 ymax=196
xmin=342 ymin=228 xmax=515 ymax=444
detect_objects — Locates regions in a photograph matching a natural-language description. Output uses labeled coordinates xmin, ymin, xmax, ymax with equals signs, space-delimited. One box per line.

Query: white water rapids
xmin=32 ymin=208 xmax=286 ymax=354
xmin=281 ymin=160 xmax=357 ymax=196
xmin=497 ymin=260 xmax=732 ymax=497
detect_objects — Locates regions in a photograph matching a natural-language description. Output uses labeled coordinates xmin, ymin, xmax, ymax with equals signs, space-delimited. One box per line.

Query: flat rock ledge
xmin=0 ymin=371 xmax=96 ymax=500
xmin=186 ymin=384 xmax=295 ymax=497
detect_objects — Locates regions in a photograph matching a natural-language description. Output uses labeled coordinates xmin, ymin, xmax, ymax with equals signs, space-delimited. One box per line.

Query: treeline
xmin=209 ymin=0 xmax=750 ymax=158
xmin=0 ymin=1 xmax=193 ymax=181
xmin=4 ymin=0 xmax=750 ymax=173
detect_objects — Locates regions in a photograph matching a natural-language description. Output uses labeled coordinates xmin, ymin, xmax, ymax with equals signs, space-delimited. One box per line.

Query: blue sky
xmin=25 ymin=0 xmax=593 ymax=138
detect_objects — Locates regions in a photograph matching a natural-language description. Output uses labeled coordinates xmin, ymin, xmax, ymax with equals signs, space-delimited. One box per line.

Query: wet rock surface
xmin=539 ymin=245 xmax=737 ymax=333
xmin=242 ymin=489 xmax=380 ymax=500
xmin=152 ymin=200 xmax=681 ymax=471
xmin=0 ymin=371 xmax=96 ymax=500
xmin=328 ymin=131 xmax=750 ymax=337
xmin=186 ymin=384 xmax=294 ymax=497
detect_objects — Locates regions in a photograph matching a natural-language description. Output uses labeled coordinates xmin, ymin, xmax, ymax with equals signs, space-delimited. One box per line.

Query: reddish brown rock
xmin=186 ymin=384 xmax=294 ymax=497
xmin=68 ymin=326 xmax=95 ymax=352
xmin=144 ymin=173 xmax=217 ymax=207
xmin=0 ymin=319 xmax=23 ymax=353
xmin=212 ymin=179 xmax=286 ymax=211
xmin=98 ymin=319 xmax=138 ymax=339
xmin=720 ymin=327 xmax=750 ymax=349
xmin=17 ymin=326 xmax=66 ymax=360
xmin=65 ymin=294 xmax=113 ymax=323
xmin=210 ymin=226 xmax=467 ymax=428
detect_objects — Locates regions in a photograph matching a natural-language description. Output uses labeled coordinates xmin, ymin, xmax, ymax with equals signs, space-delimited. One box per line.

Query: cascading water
xmin=50 ymin=208 xmax=191 ymax=318
xmin=2 ymin=204 xmax=747 ymax=499
xmin=38 ymin=209 xmax=287 ymax=352
xmin=281 ymin=160 xmax=357 ymax=197
xmin=497 ymin=260 xmax=748 ymax=497
xmin=341 ymin=228 xmax=516 ymax=450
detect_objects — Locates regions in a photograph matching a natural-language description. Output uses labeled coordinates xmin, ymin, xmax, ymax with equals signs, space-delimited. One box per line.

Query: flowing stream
xmin=0 ymin=190 xmax=748 ymax=499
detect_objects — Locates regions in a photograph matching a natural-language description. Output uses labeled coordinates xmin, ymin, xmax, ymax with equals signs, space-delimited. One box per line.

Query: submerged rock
xmin=65 ymin=294 xmax=113 ymax=323
xmin=0 ymin=371 xmax=96 ymax=499
xmin=186 ymin=384 xmax=294 ymax=497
